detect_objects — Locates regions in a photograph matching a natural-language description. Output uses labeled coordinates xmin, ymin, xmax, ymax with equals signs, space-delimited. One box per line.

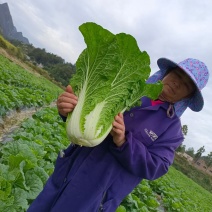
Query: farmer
xmin=27 ymin=58 xmax=209 ymax=212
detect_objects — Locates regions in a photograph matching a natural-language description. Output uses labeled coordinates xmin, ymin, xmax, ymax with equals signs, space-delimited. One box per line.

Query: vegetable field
xmin=118 ymin=167 xmax=212 ymax=211
xmin=0 ymin=54 xmax=62 ymax=117
xmin=0 ymin=107 xmax=69 ymax=211
xmin=0 ymin=54 xmax=212 ymax=211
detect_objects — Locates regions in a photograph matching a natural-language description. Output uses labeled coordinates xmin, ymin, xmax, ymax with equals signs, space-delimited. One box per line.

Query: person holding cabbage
xmin=28 ymin=57 xmax=209 ymax=212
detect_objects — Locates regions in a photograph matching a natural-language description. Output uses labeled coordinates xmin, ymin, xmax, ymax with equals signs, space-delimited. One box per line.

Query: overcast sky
xmin=1 ymin=0 xmax=212 ymax=155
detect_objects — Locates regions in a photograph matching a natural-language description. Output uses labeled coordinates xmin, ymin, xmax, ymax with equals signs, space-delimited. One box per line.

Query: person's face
xmin=159 ymin=68 xmax=196 ymax=103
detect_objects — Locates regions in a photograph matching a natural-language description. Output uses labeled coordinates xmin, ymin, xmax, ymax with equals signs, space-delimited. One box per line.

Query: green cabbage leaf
xmin=66 ymin=22 xmax=162 ymax=147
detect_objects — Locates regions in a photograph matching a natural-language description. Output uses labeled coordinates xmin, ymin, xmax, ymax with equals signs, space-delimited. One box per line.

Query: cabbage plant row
xmin=0 ymin=107 xmax=211 ymax=212
xmin=0 ymin=107 xmax=69 ymax=211
xmin=118 ymin=166 xmax=212 ymax=212
xmin=0 ymin=55 xmax=62 ymax=117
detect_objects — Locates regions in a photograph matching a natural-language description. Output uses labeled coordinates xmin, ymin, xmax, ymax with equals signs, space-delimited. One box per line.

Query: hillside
xmin=10 ymin=40 xmax=76 ymax=87
xmin=173 ymin=153 xmax=212 ymax=193
xmin=0 ymin=53 xmax=63 ymax=135
xmin=0 ymin=37 xmax=65 ymax=90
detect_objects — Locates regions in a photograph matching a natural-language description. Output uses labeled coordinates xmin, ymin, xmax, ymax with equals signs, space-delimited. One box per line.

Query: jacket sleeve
xmin=109 ymin=130 xmax=183 ymax=180
xmin=59 ymin=113 xmax=67 ymax=122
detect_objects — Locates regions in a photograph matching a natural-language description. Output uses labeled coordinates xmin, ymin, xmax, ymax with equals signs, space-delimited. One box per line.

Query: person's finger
xmin=112 ymin=128 xmax=123 ymax=135
xmin=112 ymin=121 xmax=125 ymax=132
xmin=58 ymin=102 xmax=77 ymax=109
xmin=58 ymin=93 xmax=78 ymax=105
xmin=118 ymin=113 xmax=123 ymax=118
xmin=114 ymin=113 xmax=124 ymax=125
xmin=61 ymin=95 xmax=78 ymax=103
xmin=61 ymin=107 xmax=74 ymax=114
xmin=57 ymin=101 xmax=78 ymax=116
xmin=61 ymin=92 xmax=78 ymax=99
xmin=66 ymin=85 xmax=74 ymax=93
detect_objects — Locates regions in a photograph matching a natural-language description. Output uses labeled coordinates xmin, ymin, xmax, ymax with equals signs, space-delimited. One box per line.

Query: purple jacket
xmin=27 ymin=97 xmax=183 ymax=212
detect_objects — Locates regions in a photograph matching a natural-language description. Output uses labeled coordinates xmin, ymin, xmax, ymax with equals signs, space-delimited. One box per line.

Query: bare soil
xmin=0 ymin=102 xmax=56 ymax=143
xmin=0 ymin=108 xmax=37 ymax=142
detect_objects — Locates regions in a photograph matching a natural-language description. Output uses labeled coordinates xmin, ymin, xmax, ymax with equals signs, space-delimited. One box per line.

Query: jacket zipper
xmin=98 ymin=191 xmax=107 ymax=212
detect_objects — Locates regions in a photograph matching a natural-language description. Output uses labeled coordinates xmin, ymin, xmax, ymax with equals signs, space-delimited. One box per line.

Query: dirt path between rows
xmin=0 ymin=108 xmax=37 ymax=142
xmin=0 ymin=102 xmax=56 ymax=143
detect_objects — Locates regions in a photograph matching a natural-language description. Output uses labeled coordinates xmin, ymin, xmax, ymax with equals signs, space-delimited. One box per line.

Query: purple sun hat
xmin=147 ymin=58 xmax=209 ymax=117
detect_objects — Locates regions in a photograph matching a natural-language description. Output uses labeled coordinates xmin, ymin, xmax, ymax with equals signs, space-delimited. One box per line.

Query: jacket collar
xmin=140 ymin=97 xmax=175 ymax=118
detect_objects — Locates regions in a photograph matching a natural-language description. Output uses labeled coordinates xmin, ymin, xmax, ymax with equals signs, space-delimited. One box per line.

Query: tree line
xmin=10 ymin=40 xmax=76 ymax=87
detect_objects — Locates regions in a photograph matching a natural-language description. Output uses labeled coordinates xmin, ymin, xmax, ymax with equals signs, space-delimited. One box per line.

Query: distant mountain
xmin=0 ymin=2 xmax=29 ymax=44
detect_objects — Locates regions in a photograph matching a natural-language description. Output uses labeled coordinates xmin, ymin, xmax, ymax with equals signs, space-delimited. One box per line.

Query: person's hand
xmin=111 ymin=113 xmax=126 ymax=147
xmin=57 ymin=85 xmax=78 ymax=117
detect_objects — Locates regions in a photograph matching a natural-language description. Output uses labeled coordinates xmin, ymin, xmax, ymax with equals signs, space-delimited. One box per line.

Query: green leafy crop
xmin=66 ymin=22 xmax=162 ymax=147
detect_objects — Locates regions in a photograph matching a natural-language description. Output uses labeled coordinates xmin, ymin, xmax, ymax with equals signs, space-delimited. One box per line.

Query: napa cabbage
xmin=66 ymin=22 xmax=162 ymax=147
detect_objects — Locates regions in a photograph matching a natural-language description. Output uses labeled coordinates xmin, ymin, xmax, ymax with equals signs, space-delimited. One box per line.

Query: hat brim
xmin=157 ymin=58 xmax=204 ymax=112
